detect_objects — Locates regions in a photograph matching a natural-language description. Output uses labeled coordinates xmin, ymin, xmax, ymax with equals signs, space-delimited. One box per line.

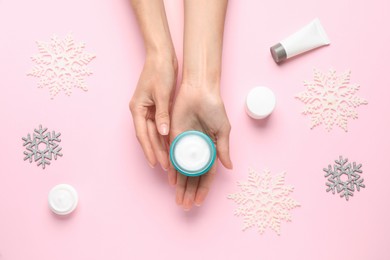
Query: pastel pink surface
xmin=0 ymin=0 xmax=389 ymax=260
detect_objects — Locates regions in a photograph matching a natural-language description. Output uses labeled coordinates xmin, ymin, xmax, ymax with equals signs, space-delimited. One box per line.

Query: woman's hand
xmin=166 ymin=0 xmax=230 ymax=211
xmin=130 ymin=54 xmax=177 ymax=170
xmin=168 ymin=84 xmax=232 ymax=210
xmin=130 ymin=0 xmax=177 ymax=170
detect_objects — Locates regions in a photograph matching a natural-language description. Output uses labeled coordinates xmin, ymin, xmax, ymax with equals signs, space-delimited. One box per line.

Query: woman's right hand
xmin=129 ymin=53 xmax=178 ymax=170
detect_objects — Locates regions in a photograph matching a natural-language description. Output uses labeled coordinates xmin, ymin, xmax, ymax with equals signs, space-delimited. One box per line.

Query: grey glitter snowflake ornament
xmin=22 ymin=125 xmax=63 ymax=169
xmin=323 ymin=156 xmax=365 ymax=201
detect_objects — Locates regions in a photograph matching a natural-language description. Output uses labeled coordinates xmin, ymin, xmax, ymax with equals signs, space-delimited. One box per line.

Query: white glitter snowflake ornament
xmin=27 ymin=34 xmax=96 ymax=98
xmin=323 ymin=156 xmax=365 ymax=201
xmin=228 ymin=168 xmax=300 ymax=235
xmin=295 ymin=69 xmax=368 ymax=132
xmin=22 ymin=125 xmax=63 ymax=169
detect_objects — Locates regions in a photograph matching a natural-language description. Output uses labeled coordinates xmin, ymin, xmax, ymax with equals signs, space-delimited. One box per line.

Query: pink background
xmin=1 ymin=0 xmax=389 ymax=259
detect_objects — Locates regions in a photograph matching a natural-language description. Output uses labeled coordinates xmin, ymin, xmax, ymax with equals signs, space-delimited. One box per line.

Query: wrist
xmin=145 ymin=49 xmax=178 ymax=71
xmin=145 ymin=41 xmax=175 ymax=58
xmin=182 ymin=47 xmax=222 ymax=90
xmin=146 ymin=43 xmax=176 ymax=60
xmin=180 ymin=80 xmax=221 ymax=97
xmin=181 ymin=68 xmax=221 ymax=92
xmin=177 ymin=84 xmax=224 ymax=115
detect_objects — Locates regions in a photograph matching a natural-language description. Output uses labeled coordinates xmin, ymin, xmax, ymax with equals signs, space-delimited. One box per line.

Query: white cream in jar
xmin=170 ymin=131 xmax=216 ymax=176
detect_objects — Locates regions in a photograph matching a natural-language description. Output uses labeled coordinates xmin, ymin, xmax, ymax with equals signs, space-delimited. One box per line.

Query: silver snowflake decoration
xmin=27 ymin=34 xmax=96 ymax=98
xmin=323 ymin=156 xmax=365 ymax=201
xmin=296 ymin=69 xmax=368 ymax=132
xmin=227 ymin=168 xmax=300 ymax=235
xmin=22 ymin=125 xmax=63 ymax=169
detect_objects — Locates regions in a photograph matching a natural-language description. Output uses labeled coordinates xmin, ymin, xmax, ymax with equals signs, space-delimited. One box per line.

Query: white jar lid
xmin=246 ymin=86 xmax=276 ymax=119
xmin=48 ymin=184 xmax=78 ymax=215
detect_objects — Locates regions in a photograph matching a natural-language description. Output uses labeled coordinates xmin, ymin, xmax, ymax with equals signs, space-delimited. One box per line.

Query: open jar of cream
xmin=170 ymin=131 xmax=216 ymax=177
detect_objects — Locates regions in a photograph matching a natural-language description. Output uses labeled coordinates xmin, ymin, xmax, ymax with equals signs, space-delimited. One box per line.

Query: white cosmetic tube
xmin=270 ymin=18 xmax=330 ymax=63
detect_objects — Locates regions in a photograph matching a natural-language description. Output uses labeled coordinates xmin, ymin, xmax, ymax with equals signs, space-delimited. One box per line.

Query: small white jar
xmin=246 ymin=86 xmax=276 ymax=119
xmin=170 ymin=131 xmax=216 ymax=177
xmin=48 ymin=184 xmax=78 ymax=215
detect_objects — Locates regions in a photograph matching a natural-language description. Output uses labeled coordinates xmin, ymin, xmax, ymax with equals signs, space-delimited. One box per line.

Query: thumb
xmin=216 ymin=126 xmax=233 ymax=170
xmin=155 ymin=96 xmax=170 ymax=136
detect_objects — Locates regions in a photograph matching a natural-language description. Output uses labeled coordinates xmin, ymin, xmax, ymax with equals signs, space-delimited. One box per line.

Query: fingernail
xmin=160 ymin=124 xmax=168 ymax=135
xmin=148 ymin=162 xmax=155 ymax=168
xmin=194 ymin=198 xmax=202 ymax=207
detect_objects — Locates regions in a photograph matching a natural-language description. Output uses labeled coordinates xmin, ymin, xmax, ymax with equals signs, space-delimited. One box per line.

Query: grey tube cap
xmin=270 ymin=43 xmax=287 ymax=64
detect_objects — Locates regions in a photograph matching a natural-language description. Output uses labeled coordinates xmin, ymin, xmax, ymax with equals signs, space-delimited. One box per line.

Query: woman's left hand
xmin=168 ymin=83 xmax=233 ymax=211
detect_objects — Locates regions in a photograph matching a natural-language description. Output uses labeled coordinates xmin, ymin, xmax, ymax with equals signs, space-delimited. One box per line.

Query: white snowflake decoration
xmin=27 ymin=34 xmax=96 ymax=98
xmin=323 ymin=156 xmax=365 ymax=201
xmin=22 ymin=125 xmax=63 ymax=169
xmin=295 ymin=69 xmax=368 ymax=131
xmin=227 ymin=168 xmax=300 ymax=235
